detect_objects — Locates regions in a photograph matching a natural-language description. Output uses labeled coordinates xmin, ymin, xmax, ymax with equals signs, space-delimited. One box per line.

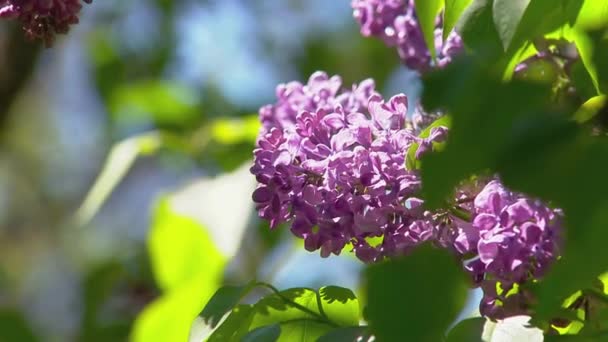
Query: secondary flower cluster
xmin=456 ymin=180 xmax=562 ymax=318
xmin=0 ymin=0 xmax=92 ymax=45
xmin=351 ymin=0 xmax=463 ymax=72
xmin=251 ymin=72 xmax=563 ymax=319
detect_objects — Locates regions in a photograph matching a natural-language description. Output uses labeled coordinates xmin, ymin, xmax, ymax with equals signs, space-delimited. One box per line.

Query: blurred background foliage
xmin=0 ymin=0 xmax=423 ymax=340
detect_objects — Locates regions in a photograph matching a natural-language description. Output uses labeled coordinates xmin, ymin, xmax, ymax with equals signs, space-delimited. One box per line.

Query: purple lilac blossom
xmin=455 ymin=180 xmax=563 ymax=319
xmin=351 ymin=0 xmax=463 ymax=72
xmin=0 ymin=0 xmax=92 ymax=45
xmin=253 ymin=72 xmax=563 ymax=320
xmin=251 ymin=72 xmax=448 ymax=262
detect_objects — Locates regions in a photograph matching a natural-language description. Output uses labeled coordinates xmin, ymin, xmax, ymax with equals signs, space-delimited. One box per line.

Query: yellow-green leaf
xmin=131 ymin=199 xmax=226 ymax=342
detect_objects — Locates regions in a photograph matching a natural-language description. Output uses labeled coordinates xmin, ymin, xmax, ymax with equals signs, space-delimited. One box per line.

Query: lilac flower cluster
xmin=251 ymin=72 xmax=563 ymax=319
xmin=351 ymin=0 xmax=463 ymax=72
xmin=455 ymin=180 xmax=562 ymax=318
xmin=251 ymin=71 xmax=449 ymax=262
xmin=0 ymin=0 xmax=92 ymax=45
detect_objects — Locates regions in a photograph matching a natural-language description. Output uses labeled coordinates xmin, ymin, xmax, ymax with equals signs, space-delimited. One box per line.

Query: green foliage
xmin=74 ymin=133 xmax=162 ymax=226
xmin=414 ymin=0 xmax=444 ymax=59
xmin=419 ymin=30 xmax=608 ymax=322
xmin=210 ymin=115 xmax=259 ymax=145
xmin=0 ymin=310 xmax=38 ymax=342
xmin=497 ymin=0 xmax=584 ymax=53
xmin=456 ymin=0 xmax=504 ymax=58
xmin=365 ymin=244 xmax=468 ymax=342
xmin=420 ymin=56 xmax=557 ymax=208
xmin=131 ymin=199 xmax=226 ymax=342
xmin=242 ymin=324 xmax=281 ymax=342
xmin=202 ymin=284 xmax=360 ymax=342
xmin=445 ymin=317 xmax=486 ymax=342
xmin=492 ymin=0 xmax=532 ymax=51
xmin=444 ymin=0 xmax=475 ymax=41
xmin=317 ymin=327 xmax=372 ymax=342
xmin=109 ymin=80 xmax=201 ymax=128
xmin=200 ymin=282 xmax=256 ymax=329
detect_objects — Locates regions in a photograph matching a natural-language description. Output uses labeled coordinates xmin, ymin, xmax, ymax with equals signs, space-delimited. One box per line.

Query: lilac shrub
xmin=0 ymin=0 xmax=92 ymax=45
xmin=351 ymin=0 xmax=463 ymax=72
xmin=251 ymin=72 xmax=563 ymax=319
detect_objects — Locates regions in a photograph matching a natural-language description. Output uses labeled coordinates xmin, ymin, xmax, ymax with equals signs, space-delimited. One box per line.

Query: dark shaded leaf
xmin=242 ymin=324 xmax=281 ymax=342
xmin=493 ymin=0 xmax=531 ymax=50
xmin=456 ymin=0 xmax=504 ymax=58
xmin=365 ymin=244 xmax=468 ymax=342
xmin=316 ymin=327 xmax=372 ymax=342
xmin=0 ymin=310 xmax=38 ymax=342
xmin=446 ymin=317 xmax=486 ymax=342
xmin=200 ymin=282 xmax=256 ymax=328
xmin=207 ymin=305 xmax=255 ymax=342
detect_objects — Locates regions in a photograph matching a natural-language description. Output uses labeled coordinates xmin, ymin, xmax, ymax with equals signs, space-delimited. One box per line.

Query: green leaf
xmin=131 ymin=199 xmax=226 ymax=342
xmin=414 ymin=0 xmax=444 ymax=59
xmin=574 ymin=95 xmax=606 ymax=123
xmin=207 ymin=305 xmax=255 ymax=342
xmin=493 ymin=0 xmax=531 ymax=51
xmin=455 ymin=0 xmax=504 ymax=58
xmin=575 ymin=0 xmax=608 ymax=29
xmin=317 ymin=286 xmax=359 ymax=327
xmin=406 ymin=115 xmax=452 ymax=170
xmin=445 ymin=317 xmax=486 ymax=342
xmin=444 ymin=0 xmax=475 ymax=41
xmin=109 ymin=80 xmax=200 ymax=127
xmin=211 ymin=115 xmax=260 ymax=145
xmin=200 ymin=282 xmax=256 ymax=328
xmin=317 ymin=327 xmax=372 ymax=342
xmin=221 ymin=285 xmax=361 ymax=342
xmin=248 ymin=288 xmax=334 ymax=342
xmin=420 ymin=57 xmax=555 ymax=207
xmin=0 ymin=310 xmax=38 ymax=342
xmin=242 ymin=325 xmax=281 ymax=342
xmin=365 ymin=244 xmax=468 ymax=342
xmin=148 ymin=200 xmax=225 ymax=291
xmin=588 ymin=27 xmax=608 ymax=93
xmin=73 ymin=132 xmax=162 ymax=226
xmin=504 ymin=0 xmax=585 ymax=54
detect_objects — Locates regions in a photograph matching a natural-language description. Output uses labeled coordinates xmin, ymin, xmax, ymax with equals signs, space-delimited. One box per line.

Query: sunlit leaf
xmin=131 ymin=199 xmax=226 ymax=342
xmin=414 ymin=0 xmax=444 ymax=59
xmin=211 ymin=115 xmax=260 ymax=145
xmin=318 ymin=286 xmax=359 ymax=327
xmin=109 ymin=80 xmax=200 ymax=127
xmin=574 ymin=0 xmax=608 ymax=29
xmin=574 ymin=95 xmax=606 ymax=122
xmin=444 ymin=0 xmax=475 ymax=41
xmin=73 ymin=132 xmax=162 ymax=226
